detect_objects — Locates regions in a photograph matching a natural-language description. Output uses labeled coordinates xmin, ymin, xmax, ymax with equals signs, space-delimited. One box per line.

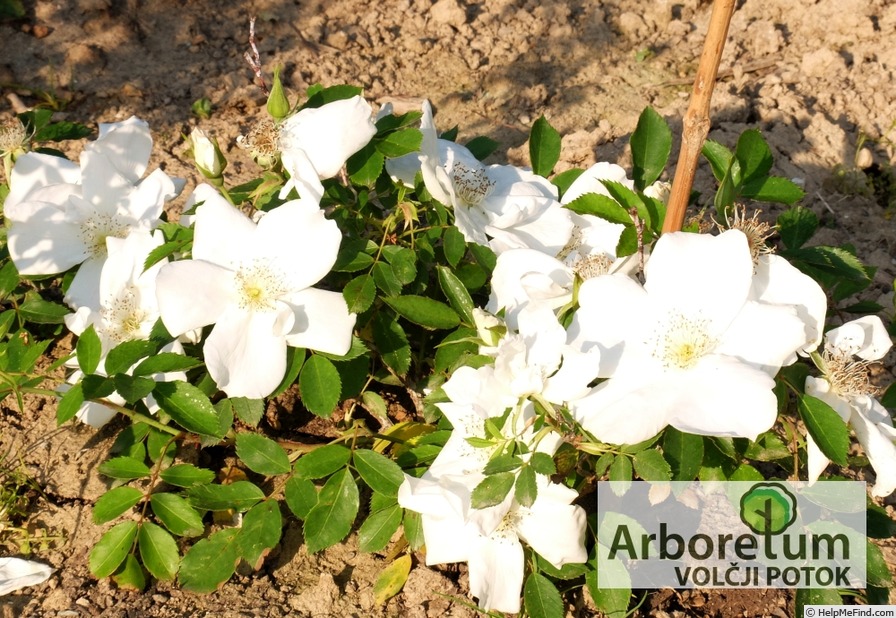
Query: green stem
xmin=90 ymin=399 xmax=181 ymax=436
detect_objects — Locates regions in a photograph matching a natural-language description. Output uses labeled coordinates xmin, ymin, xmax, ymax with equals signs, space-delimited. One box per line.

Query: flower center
xmin=239 ymin=117 xmax=281 ymax=164
xmin=823 ymin=350 xmax=880 ymax=398
xmin=79 ymin=212 xmax=131 ymax=258
xmin=717 ymin=206 xmax=775 ymax=265
xmin=651 ymin=311 xmax=718 ymax=370
xmin=101 ymin=286 xmax=149 ymax=344
xmin=488 ymin=509 xmax=523 ymax=541
xmin=0 ymin=117 xmax=28 ymax=156
xmin=234 ymin=259 xmax=289 ymax=312
xmin=571 ymin=254 xmax=613 ymax=280
xmin=452 ymin=162 xmax=494 ymax=206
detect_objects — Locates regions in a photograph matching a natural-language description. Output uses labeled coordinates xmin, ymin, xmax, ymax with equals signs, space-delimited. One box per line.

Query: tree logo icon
xmin=739 ymin=482 xmax=798 ymax=535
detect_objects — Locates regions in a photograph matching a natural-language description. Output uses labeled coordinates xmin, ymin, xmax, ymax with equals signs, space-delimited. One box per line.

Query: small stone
xmin=856 ymin=147 xmax=874 ymax=169
xmin=32 ymin=24 xmax=52 ymax=38
xmin=430 ymin=0 xmax=466 ymax=28
xmin=151 ymin=594 xmax=168 ymax=603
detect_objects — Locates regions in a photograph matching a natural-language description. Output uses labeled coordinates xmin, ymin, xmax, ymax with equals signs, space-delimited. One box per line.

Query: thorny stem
xmin=244 ymin=16 xmax=269 ymax=96
xmin=664 ymin=0 xmax=736 ymax=233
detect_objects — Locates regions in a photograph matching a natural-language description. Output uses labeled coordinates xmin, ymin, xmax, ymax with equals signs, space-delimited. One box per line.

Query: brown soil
xmin=2 ymin=0 xmax=896 ymax=616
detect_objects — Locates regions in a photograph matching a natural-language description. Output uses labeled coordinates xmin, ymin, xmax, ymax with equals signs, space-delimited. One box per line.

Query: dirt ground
xmin=2 ymin=0 xmax=896 ymax=616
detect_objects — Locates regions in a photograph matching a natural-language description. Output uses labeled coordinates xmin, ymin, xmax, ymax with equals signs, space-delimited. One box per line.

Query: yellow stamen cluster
xmin=717 ymin=205 xmax=776 ymax=264
xmin=0 ymin=117 xmax=28 ymax=157
xmin=651 ymin=312 xmax=719 ymax=370
xmin=234 ymin=259 xmax=289 ymax=312
xmin=79 ymin=213 xmax=131 ymax=258
xmin=823 ymin=350 xmax=880 ymax=398
xmin=238 ymin=117 xmax=280 ymax=163
xmin=572 ymin=254 xmax=613 ymax=280
xmin=452 ymin=162 xmax=494 ymax=206
xmin=102 ymin=287 xmax=148 ymax=344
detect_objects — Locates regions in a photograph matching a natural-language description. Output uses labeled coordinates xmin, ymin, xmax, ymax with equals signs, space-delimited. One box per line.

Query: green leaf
xmin=179 ymin=528 xmax=241 ymax=593
xmin=343 ymin=274 xmax=376 ymax=313
xmin=630 ymin=107 xmax=672 ymax=190
xmin=346 ymin=142 xmax=385 ymax=187
xmin=633 ymin=449 xmax=672 ymax=481
xmin=0 ymin=0 xmax=26 ymax=20
xmin=442 ymin=226 xmax=466 ymax=268
xmin=271 ymin=346 xmax=306 ymax=397
xmin=382 ymin=246 xmax=417 ymax=285
xmin=138 ymin=521 xmax=180 ymax=581
xmin=608 ymin=455 xmax=633 ymax=494
xmin=867 ymin=540 xmax=891 ymax=588
xmin=743 ymin=431 xmax=790 ymax=461
xmin=303 ymin=84 xmax=363 ymax=108
xmin=372 ymin=312 xmax=411 ymax=376
xmin=436 ymin=265 xmax=475 ymax=325
xmin=299 ymin=354 xmax=342 ymax=417
xmin=372 ymin=260 xmax=403 ymax=296
xmin=303 ymin=468 xmax=359 ymax=553
xmin=529 ymin=452 xmax=556 ymax=475
xmin=159 ymin=464 xmax=215 ymax=488
xmin=868 ymin=502 xmax=896 ymax=538
xmin=483 ymin=454 xmax=523 ymax=475
xmin=105 ymin=339 xmax=157 ymax=375
xmin=56 ymin=383 xmax=85 ymax=425
xmin=553 ymin=168 xmax=585 ymax=198
xmin=402 ymin=510 xmax=424 ymax=550
xmin=239 ymin=501 xmax=282 ymax=570
xmin=358 ymin=504 xmax=403 ymax=553
xmin=798 ymin=394 xmax=849 ymax=466
xmin=465 ymin=135 xmax=500 ymax=161
xmin=187 ymin=481 xmax=265 ymax=512
xmin=514 ymin=465 xmax=538 ymax=508
xmin=230 ymin=397 xmax=264 ymax=427
xmin=333 ymin=239 xmax=376 ymax=272
xmin=0 ymin=261 xmax=19 ymax=301
xmin=734 ymin=129 xmax=773 ymax=184
xmin=776 ymin=207 xmax=819 ymax=251
xmin=729 ymin=463 xmax=764 ymax=481
xmin=284 ymin=476 xmax=318 ymax=519
xmin=18 ymin=298 xmax=69 ymax=324
xmin=353 ymin=449 xmax=405 ymax=497
xmin=133 ymin=353 xmax=203 ymax=377
xmin=93 ymin=486 xmax=144 ymax=524
xmin=701 ymin=140 xmax=733 ymax=181
xmin=795 ymin=588 xmax=841 ymax=616
xmin=523 ymin=572 xmax=564 ymax=618
xmin=153 ymin=380 xmax=222 ymax=436
xmin=99 ymin=456 xmax=151 ymax=480
xmin=376 ymin=128 xmax=423 ymax=158
xmin=662 ymin=428 xmax=703 ymax=481
xmin=150 ymin=493 xmax=205 ymax=537
xmin=235 ymin=433 xmax=290 ymax=476
xmin=383 ymin=295 xmax=460 ymax=330
xmin=742 ymin=175 xmax=804 ymax=204
xmin=293 ymin=444 xmax=352 ymax=479
xmin=373 ymin=554 xmax=411 ymax=605
xmin=563 ymin=192 xmax=633 ymax=225
xmin=529 ymin=115 xmax=561 ymax=177
xmin=76 ymin=325 xmax=102 ymax=374
xmin=602 ymin=180 xmax=650 ymax=226
xmin=90 ymin=521 xmax=138 ymax=578
xmin=109 ymin=374 xmax=153 ymax=404
xmin=112 ymin=554 xmax=146 ymax=591
xmin=471 ymin=472 xmax=515 ymax=509
xmin=80 ymin=374 xmax=116 ymax=400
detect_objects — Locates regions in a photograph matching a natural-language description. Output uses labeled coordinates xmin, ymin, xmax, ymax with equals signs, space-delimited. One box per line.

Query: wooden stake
xmin=663 ymin=0 xmax=736 ymax=233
